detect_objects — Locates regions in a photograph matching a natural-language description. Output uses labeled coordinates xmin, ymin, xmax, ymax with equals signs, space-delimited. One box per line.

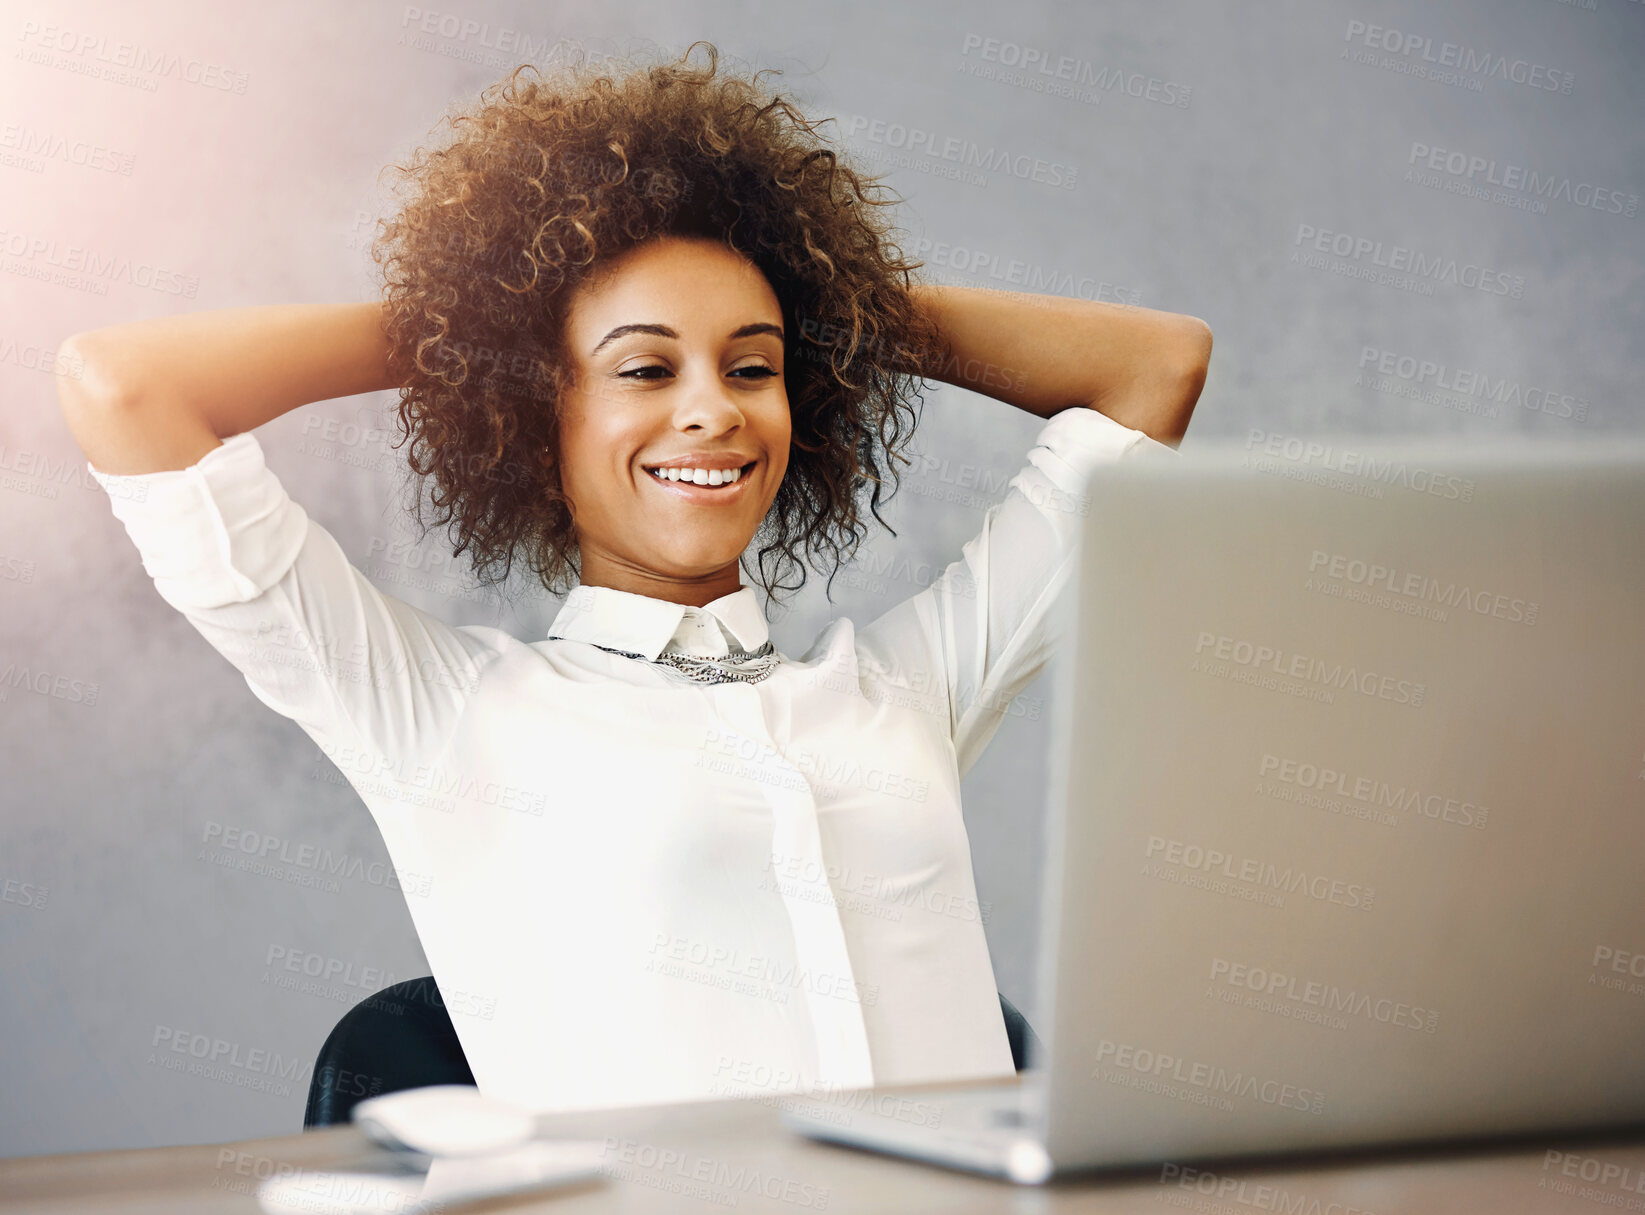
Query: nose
xmin=671 ymin=367 xmax=747 ymax=436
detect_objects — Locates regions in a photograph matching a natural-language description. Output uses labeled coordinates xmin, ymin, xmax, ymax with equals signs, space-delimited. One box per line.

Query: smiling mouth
xmin=643 ymin=460 xmax=758 ymax=488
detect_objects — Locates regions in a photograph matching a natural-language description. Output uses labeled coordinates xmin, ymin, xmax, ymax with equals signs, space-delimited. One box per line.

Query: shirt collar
xmin=547 ymin=583 xmax=769 ymax=661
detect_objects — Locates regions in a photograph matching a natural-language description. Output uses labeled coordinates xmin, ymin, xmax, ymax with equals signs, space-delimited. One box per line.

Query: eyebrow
xmin=589 ymin=322 xmax=785 ymax=357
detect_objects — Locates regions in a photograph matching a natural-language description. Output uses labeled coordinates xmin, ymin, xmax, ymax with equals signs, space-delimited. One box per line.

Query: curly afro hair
xmin=370 ymin=40 xmax=947 ymax=608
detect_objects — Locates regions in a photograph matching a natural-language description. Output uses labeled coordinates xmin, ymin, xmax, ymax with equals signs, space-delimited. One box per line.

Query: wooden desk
xmin=4 ymin=1079 xmax=1644 ymax=1213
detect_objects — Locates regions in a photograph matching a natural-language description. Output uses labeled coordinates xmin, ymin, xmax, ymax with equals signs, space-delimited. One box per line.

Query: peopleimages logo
xmin=957 ymin=34 xmax=1193 ymax=108
xmin=1194 ymin=631 xmax=1427 ymax=707
xmin=763 ymin=853 xmax=990 ymax=924
xmin=1341 ymin=20 xmax=1574 ymax=94
xmin=16 ymin=21 xmax=252 ymax=93
xmin=1307 ymin=550 xmax=1539 ymax=627
xmin=1158 ymin=1163 xmax=1380 ymax=1215
xmin=1590 ymin=945 xmax=1645 ymax=997
xmin=1209 ymin=958 xmax=1440 ymax=1032
xmin=1245 ymin=428 xmax=1478 ymax=501
xmin=198 ymin=821 xmax=434 ymax=897
xmin=0 ymin=227 xmax=200 ymax=297
xmin=907 ymin=235 xmax=1144 ymax=304
xmin=1259 ymin=753 xmax=1489 ymax=829
xmin=149 ymin=1026 xmax=311 ymax=1086
xmin=711 ymin=1056 xmax=944 ymax=1128
xmin=1357 ymin=346 xmax=1588 ymax=422
xmin=600 ymin=1137 xmax=831 ymax=1210
xmin=1094 ymin=1039 xmax=1326 ymax=1114
xmin=1407 ymin=143 xmax=1638 ymax=217
xmin=1541 ymin=1151 xmax=1645 ymax=1200
xmin=1290 ymin=223 xmax=1525 ymax=299
xmin=0 ymin=124 xmax=135 ymax=174
xmin=836 ymin=113 xmax=1078 ymax=190
xmin=1145 ymin=836 xmax=1375 ymax=911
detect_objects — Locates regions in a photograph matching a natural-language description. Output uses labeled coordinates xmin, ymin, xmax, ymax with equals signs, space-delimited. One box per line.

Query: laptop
xmin=782 ymin=432 xmax=1645 ymax=1182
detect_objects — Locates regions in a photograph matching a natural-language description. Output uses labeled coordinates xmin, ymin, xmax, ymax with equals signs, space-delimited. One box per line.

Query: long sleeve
xmin=88 ymin=430 xmax=500 ymax=765
xmin=858 ymin=406 xmax=1179 ymax=778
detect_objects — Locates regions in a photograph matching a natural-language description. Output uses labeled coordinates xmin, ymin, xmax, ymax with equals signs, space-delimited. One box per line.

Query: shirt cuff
xmin=1025 ymin=405 xmax=1178 ymax=499
xmin=87 ymin=431 xmax=310 ymax=612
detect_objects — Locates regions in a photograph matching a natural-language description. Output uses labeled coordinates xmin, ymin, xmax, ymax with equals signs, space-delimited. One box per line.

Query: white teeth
xmin=650 ymin=465 xmax=744 ymax=486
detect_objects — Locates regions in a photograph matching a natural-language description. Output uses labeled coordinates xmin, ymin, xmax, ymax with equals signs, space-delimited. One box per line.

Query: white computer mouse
xmin=351 ymin=1085 xmax=537 ymax=1157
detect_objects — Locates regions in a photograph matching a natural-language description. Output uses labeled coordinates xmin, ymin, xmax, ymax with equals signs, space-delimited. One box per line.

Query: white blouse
xmin=88 ymin=404 xmax=1174 ymax=1114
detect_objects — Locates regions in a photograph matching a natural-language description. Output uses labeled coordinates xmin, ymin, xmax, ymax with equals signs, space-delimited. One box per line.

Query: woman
xmin=57 ymin=43 xmax=1211 ymax=1114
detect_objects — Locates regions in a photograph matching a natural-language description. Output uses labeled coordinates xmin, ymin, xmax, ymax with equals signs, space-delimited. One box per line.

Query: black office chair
xmin=304 ymin=976 xmax=1041 ymax=1128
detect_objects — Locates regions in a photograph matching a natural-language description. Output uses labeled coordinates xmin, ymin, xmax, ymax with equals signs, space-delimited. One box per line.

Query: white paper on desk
xmin=256 ymin=1141 xmax=607 ymax=1214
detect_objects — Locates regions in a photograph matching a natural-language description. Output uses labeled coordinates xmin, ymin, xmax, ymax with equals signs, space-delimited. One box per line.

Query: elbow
xmin=1177 ymin=316 xmax=1213 ymax=377
xmin=1171 ymin=317 xmax=1213 ymax=396
xmin=1088 ymin=317 xmax=1213 ymax=448
xmin=55 ymin=331 xmax=141 ymax=415
xmin=1151 ymin=318 xmax=1213 ymax=448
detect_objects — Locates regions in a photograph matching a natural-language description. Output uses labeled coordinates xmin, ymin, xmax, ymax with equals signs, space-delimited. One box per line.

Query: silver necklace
xmin=546 ymin=637 xmax=782 ymax=685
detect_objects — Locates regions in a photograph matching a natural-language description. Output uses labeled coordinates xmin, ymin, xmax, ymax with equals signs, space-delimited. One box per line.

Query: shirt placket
xmin=716 ymin=683 xmax=874 ymax=1090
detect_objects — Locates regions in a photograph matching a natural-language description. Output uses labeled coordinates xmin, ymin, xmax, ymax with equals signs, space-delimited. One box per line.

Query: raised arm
xmin=55 ymin=301 xmax=396 ymax=474
xmin=53 ymin=301 xmax=499 ymax=781
xmin=907 ymin=283 xmax=1212 ymax=447
xmin=855 ymin=284 xmax=1205 ymax=776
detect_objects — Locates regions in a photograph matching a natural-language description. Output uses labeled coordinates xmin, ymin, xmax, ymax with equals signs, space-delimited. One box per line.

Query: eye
xmin=617 ymin=363 xmax=778 ymax=381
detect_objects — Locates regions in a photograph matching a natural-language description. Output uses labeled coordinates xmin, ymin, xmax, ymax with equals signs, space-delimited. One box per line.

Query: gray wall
xmin=2 ymin=0 xmax=1639 ymax=1155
